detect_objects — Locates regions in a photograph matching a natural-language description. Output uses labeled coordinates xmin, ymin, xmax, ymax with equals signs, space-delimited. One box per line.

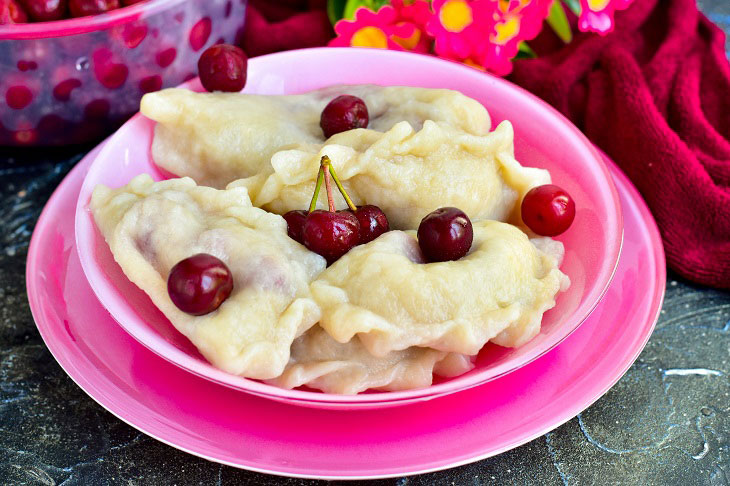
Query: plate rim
xmin=26 ymin=141 xmax=664 ymax=479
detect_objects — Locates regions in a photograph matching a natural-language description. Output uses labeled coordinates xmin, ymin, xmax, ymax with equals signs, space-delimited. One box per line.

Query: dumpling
xmin=231 ymin=120 xmax=550 ymax=230
xmin=311 ymin=222 xmax=570 ymax=357
xmin=140 ymin=84 xmax=490 ymax=188
xmin=268 ymin=326 xmax=474 ymax=395
xmin=90 ymin=175 xmax=326 ymax=379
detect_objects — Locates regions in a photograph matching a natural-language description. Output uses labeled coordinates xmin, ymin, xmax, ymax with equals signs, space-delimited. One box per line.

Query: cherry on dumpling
xmin=167 ymin=253 xmax=233 ymax=316
xmin=417 ymin=207 xmax=473 ymax=262
xmin=320 ymin=95 xmax=369 ymax=138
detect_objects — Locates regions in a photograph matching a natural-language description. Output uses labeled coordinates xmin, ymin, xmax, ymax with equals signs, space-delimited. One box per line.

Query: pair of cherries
xmin=284 ymin=155 xmax=389 ymax=265
xmin=0 ymin=0 xmax=145 ymax=24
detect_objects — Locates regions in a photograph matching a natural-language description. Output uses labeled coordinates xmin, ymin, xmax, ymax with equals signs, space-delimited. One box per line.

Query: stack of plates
xmin=27 ymin=48 xmax=664 ymax=479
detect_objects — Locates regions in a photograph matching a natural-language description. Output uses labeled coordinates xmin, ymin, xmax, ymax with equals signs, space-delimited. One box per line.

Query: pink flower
xmin=329 ymin=6 xmax=414 ymax=50
xmin=426 ymin=0 xmax=495 ymax=62
xmin=475 ymin=0 xmax=553 ymax=76
xmin=392 ymin=0 xmax=432 ymax=30
xmin=577 ymin=0 xmax=634 ymax=34
xmin=390 ymin=0 xmax=433 ymax=52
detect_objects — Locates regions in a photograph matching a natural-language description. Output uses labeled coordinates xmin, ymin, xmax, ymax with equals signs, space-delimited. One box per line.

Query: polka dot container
xmin=0 ymin=0 xmax=247 ymax=146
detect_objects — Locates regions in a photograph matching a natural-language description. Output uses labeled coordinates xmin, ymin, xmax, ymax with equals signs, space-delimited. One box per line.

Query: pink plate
xmin=28 ymin=142 xmax=663 ymax=478
xmin=73 ymin=48 xmax=623 ymax=408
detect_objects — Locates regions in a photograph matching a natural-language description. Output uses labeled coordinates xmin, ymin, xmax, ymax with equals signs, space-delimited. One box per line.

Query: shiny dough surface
xmin=311 ymin=222 xmax=570 ymax=357
xmin=141 ymin=84 xmax=490 ymax=188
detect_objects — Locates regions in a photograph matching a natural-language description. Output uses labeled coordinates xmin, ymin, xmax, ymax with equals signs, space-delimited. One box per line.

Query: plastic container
xmin=0 ymin=0 xmax=246 ymax=146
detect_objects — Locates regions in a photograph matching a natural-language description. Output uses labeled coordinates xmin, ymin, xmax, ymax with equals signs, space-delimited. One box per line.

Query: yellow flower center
xmin=440 ymin=0 xmax=473 ymax=33
xmin=463 ymin=58 xmax=486 ymax=71
xmin=494 ymin=17 xmax=520 ymax=44
xmin=392 ymin=23 xmax=422 ymax=50
xmin=351 ymin=26 xmax=389 ymax=48
xmin=587 ymin=0 xmax=610 ymax=10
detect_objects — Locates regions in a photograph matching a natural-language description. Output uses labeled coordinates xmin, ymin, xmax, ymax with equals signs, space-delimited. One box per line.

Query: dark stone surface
xmin=2 ymin=3 xmax=729 ymax=484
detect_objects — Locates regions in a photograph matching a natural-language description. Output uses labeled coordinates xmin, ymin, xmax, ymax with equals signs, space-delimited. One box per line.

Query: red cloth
xmin=242 ymin=0 xmax=333 ymax=57
xmin=510 ymin=0 xmax=730 ymax=289
xmin=239 ymin=0 xmax=730 ymax=288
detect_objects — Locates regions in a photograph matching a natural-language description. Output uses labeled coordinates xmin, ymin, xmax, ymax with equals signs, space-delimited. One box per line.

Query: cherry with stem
xmin=301 ymin=156 xmax=360 ymax=265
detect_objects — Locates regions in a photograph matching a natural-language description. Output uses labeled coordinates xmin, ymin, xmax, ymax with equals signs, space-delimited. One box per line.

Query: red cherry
xmin=197 ymin=44 xmax=247 ymax=93
xmin=19 ymin=0 xmax=65 ymax=21
xmin=121 ymin=0 xmax=145 ymax=5
xmin=0 ymin=0 xmax=28 ymax=23
xmin=283 ymin=209 xmax=308 ymax=244
xmin=417 ymin=207 xmax=473 ymax=263
xmin=302 ymin=210 xmax=360 ymax=265
xmin=353 ymin=205 xmax=389 ymax=244
xmin=167 ymin=253 xmax=233 ymax=316
xmin=69 ymin=0 xmax=118 ymax=17
xmin=320 ymin=95 xmax=369 ymax=138
xmin=521 ymin=184 xmax=575 ymax=236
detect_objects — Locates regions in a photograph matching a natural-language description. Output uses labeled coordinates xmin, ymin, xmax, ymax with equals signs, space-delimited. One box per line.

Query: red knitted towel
xmin=511 ymin=0 xmax=730 ymax=289
xmin=240 ymin=0 xmax=730 ymax=288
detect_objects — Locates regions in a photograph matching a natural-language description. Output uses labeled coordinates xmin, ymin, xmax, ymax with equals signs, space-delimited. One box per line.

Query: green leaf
xmin=547 ymin=0 xmax=572 ymax=43
xmin=515 ymin=41 xmax=537 ymax=60
xmin=561 ymin=0 xmax=581 ymax=16
xmin=327 ymin=0 xmax=348 ymax=25
xmin=342 ymin=0 xmax=390 ymax=20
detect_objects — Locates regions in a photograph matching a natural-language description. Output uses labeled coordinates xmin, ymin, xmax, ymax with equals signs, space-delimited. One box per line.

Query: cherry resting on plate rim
xmin=521 ymin=184 xmax=575 ymax=236
xmin=167 ymin=253 xmax=233 ymax=316
xmin=320 ymin=95 xmax=369 ymax=138
xmin=417 ymin=207 xmax=473 ymax=262
xmin=198 ymin=44 xmax=248 ymax=93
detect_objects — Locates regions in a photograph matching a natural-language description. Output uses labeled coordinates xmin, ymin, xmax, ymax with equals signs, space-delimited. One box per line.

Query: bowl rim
xmin=0 ymin=0 xmax=190 ymax=40
xmin=75 ymin=47 xmax=624 ymax=406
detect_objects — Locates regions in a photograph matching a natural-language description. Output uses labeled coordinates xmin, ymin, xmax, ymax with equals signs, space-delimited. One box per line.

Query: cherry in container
xmin=0 ymin=0 xmax=248 ymax=146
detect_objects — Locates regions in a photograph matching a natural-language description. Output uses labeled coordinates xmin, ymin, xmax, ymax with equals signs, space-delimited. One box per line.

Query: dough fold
xmin=91 ymin=175 xmax=326 ymax=379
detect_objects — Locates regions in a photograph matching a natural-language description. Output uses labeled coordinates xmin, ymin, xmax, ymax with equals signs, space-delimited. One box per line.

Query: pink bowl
xmin=0 ymin=0 xmax=246 ymax=146
xmin=75 ymin=48 xmax=623 ymax=409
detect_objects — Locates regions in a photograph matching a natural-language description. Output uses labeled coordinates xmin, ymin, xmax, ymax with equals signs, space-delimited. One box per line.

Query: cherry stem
xmin=308 ymin=165 xmax=324 ymax=214
xmin=321 ymin=156 xmax=336 ymax=212
xmin=328 ymin=161 xmax=358 ymax=212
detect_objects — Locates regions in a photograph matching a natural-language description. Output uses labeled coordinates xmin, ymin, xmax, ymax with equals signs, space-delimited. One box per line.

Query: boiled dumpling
xmin=268 ymin=326 xmax=474 ymax=394
xmin=91 ymin=175 xmax=326 ymax=379
xmin=141 ymin=84 xmax=490 ymax=188
xmin=311 ymin=222 xmax=570 ymax=357
xmin=231 ymin=120 xmax=550 ymax=230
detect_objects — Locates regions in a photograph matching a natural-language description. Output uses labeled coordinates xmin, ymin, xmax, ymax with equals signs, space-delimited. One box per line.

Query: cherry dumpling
xmin=90 ymin=175 xmax=326 ymax=380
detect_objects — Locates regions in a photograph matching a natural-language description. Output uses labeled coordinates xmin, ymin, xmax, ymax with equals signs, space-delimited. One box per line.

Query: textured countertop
xmin=3 ymin=2 xmax=730 ymax=484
